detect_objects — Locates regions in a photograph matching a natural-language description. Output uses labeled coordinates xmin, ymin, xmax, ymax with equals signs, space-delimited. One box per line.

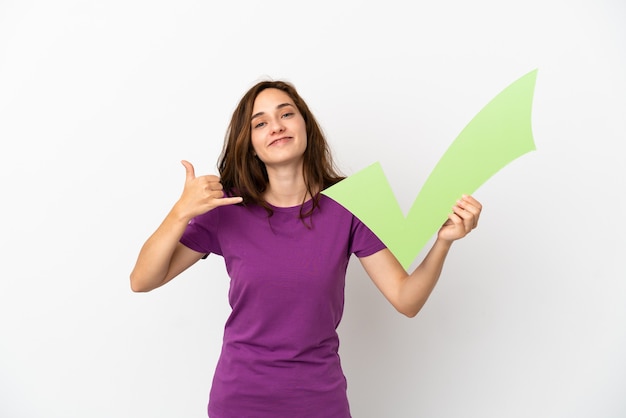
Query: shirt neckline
xmin=265 ymin=195 xmax=319 ymax=213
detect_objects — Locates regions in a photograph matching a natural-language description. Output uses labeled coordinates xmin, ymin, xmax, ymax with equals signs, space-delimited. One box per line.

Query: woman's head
xmin=249 ymin=87 xmax=309 ymax=170
xmin=218 ymin=80 xmax=343 ymax=215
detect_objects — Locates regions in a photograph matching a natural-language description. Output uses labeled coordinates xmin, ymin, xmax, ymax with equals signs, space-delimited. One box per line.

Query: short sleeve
xmin=349 ymin=215 xmax=387 ymax=258
xmin=179 ymin=208 xmax=223 ymax=256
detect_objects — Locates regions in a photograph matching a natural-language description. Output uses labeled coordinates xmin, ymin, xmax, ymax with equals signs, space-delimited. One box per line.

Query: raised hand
xmin=174 ymin=160 xmax=243 ymax=220
xmin=437 ymin=195 xmax=482 ymax=242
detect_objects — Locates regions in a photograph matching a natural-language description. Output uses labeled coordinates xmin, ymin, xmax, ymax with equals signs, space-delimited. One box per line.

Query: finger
xmin=457 ymin=196 xmax=481 ymax=217
xmin=198 ymin=175 xmax=224 ymax=191
xmin=460 ymin=197 xmax=481 ymax=228
xmin=441 ymin=218 xmax=454 ymax=227
xmin=203 ymin=174 xmax=221 ymax=183
xmin=458 ymin=200 xmax=480 ymax=219
xmin=213 ymin=196 xmax=244 ymax=207
xmin=452 ymin=204 xmax=475 ymax=231
xmin=181 ymin=160 xmax=196 ymax=181
xmin=461 ymin=194 xmax=483 ymax=211
xmin=446 ymin=211 xmax=463 ymax=227
xmin=208 ymin=181 xmax=224 ymax=191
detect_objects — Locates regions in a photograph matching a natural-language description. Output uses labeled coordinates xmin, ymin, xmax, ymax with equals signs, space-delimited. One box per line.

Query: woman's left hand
xmin=437 ymin=195 xmax=482 ymax=242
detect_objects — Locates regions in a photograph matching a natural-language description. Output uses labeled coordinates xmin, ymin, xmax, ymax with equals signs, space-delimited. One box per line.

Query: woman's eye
xmin=282 ymin=112 xmax=294 ymax=118
xmin=254 ymin=121 xmax=266 ymax=129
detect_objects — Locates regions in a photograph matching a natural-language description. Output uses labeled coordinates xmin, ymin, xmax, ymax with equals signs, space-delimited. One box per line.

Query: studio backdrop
xmin=1 ymin=1 xmax=624 ymax=417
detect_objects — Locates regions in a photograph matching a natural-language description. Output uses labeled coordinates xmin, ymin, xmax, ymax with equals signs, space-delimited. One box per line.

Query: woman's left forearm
xmin=399 ymin=238 xmax=454 ymax=317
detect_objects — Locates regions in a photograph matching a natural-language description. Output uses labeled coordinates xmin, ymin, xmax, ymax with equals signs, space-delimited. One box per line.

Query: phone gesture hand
xmin=176 ymin=160 xmax=243 ymax=219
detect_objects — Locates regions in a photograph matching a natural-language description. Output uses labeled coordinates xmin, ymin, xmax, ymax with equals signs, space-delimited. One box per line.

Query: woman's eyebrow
xmin=251 ymin=103 xmax=293 ymax=120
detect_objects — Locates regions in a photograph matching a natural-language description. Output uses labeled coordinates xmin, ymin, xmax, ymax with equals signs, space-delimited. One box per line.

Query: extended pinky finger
xmin=216 ymin=196 xmax=244 ymax=207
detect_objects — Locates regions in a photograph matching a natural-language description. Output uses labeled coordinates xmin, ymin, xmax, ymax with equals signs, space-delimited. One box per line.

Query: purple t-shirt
xmin=180 ymin=194 xmax=386 ymax=418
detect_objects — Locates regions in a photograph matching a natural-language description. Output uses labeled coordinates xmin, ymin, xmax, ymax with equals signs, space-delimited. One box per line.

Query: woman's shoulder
xmin=317 ymin=194 xmax=357 ymax=221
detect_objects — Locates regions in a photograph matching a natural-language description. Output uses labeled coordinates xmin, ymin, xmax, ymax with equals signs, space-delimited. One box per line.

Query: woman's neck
xmin=264 ymin=165 xmax=315 ymax=207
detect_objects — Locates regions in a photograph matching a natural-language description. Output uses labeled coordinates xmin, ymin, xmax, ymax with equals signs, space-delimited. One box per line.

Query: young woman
xmin=130 ymin=80 xmax=482 ymax=418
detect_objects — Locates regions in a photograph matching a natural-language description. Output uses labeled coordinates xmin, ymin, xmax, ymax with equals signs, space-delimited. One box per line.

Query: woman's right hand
xmin=175 ymin=160 xmax=243 ymax=220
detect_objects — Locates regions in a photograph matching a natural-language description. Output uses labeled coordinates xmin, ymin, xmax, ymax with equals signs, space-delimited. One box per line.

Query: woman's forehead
xmin=252 ymin=88 xmax=294 ymax=112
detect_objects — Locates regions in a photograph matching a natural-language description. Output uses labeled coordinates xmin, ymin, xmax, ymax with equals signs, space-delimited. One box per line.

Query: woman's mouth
xmin=269 ymin=137 xmax=291 ymax=146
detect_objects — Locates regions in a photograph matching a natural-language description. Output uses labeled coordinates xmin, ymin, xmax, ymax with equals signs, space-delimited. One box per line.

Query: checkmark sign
xmin=322 ymin=69 xmax=538 ymax=269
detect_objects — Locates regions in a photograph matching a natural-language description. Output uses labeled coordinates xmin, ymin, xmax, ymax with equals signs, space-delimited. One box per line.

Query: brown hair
xmin=218 ymin=80 xmax=344 ymax=218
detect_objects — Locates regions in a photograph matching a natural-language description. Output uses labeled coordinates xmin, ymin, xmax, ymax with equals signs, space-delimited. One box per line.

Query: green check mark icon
xmin=322 ymin=69 xmax=538 ymax=269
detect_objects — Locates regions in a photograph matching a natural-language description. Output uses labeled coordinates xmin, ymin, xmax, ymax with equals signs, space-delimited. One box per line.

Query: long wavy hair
xmin=218 ymin=80 xmax=344 ymax=219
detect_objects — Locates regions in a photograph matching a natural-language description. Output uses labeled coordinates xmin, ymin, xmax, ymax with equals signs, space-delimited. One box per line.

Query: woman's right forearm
xmin=130 ymin=161 xmax=243 ymax=292
xmin=129 ymin=207 xmax=192 ymax=292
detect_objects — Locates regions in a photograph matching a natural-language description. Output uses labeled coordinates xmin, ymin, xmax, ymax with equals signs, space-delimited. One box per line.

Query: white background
xmin=1 ymin=1 xmax=625 ymax=417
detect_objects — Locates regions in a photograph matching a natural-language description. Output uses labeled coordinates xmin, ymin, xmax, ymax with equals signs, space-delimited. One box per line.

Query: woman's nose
xmin=270 ymin=119 xmax=285 ymax=134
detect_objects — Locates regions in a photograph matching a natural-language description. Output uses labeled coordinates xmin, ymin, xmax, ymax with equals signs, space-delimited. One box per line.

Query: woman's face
xmin=250 ymin=88 xmax=307 ymax=169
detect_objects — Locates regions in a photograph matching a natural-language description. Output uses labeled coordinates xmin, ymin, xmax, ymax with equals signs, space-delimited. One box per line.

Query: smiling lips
xmin=269 ymin=136 xmax=292 ymax=146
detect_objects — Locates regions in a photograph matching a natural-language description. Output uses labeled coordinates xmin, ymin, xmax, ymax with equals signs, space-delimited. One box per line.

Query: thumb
xmin=181 ymin=160 xmax=195 ymax=181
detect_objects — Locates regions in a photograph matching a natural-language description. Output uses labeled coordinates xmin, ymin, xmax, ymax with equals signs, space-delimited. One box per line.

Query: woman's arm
xmin=359 ymin=195 xmax=482 ymax=317
xmin=129 ymin=211 xmax=205 ymax=292
xmin=129 ymin=160 xmax=242 ymax=292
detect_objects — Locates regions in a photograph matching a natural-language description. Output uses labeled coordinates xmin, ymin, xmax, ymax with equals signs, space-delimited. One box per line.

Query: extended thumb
xmin=181 ymin=160 xmax=195 ymax=180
